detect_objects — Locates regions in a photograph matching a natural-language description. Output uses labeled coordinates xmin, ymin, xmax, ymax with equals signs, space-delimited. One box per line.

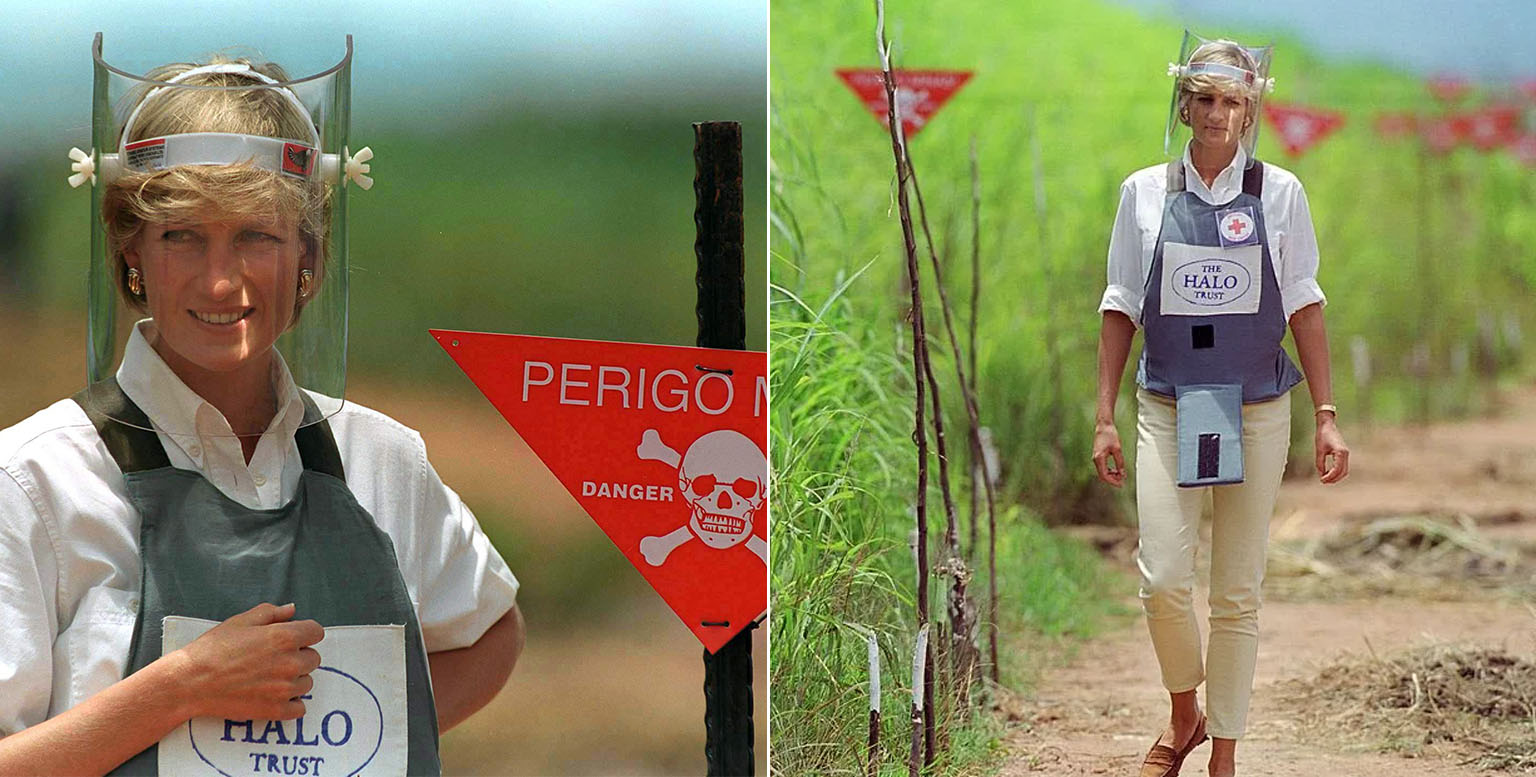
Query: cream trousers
xmin=1134 ymin=387 xmax=1291 ymax=740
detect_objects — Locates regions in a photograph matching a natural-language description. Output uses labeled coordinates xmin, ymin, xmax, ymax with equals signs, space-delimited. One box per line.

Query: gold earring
xmin=127 ymin=268 xmax=144 ymax=298
xmin=298 ymin=269 xmax=314 ymax=298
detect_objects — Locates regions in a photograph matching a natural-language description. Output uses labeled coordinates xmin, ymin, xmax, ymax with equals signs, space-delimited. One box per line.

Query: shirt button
xmin=254 ymin=474 xmax=267 ymax=487
xmin=187 ymin=444 xmax=201 ymax=458
xmin=128 ymin=597 xmax=139 ymax=610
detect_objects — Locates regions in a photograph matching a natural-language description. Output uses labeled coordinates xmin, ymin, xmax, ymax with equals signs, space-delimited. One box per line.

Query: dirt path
xmin=1003 ymin=387 xmax=1536 ymax=776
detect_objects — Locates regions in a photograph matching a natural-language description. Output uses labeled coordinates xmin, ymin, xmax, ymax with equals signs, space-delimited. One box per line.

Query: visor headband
xmin=118 ymin=63 xmax=322 ymax=158
xmin=122 ymin=132 xmax=317 ymax=178
xmin=1167 ymin=61 xmax=1276 ymax=93
xmin=68 ymin=60 xmax=374 ymax=191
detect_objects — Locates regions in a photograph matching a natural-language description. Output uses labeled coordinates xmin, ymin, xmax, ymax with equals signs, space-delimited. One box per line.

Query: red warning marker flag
xmin=835 ymin=68 xmax=973 ymax=139
xmin=1511 ymin=134 xmax=1536 ymax=167
xmin=1428 ymin=75 xmax=1472 ymax=103
xmin=1263 ymin=103 xmax=1345 ymax=157
xmin=1421 ymin=114 xmax=1470 ymax=154
xmin=1373 ymin=112 xmax=1417 ymax=141
xmin=433 ymin=330 xmax=768 ymax=653
xmin=1465 ymin=104 xmax=1521 ymax=151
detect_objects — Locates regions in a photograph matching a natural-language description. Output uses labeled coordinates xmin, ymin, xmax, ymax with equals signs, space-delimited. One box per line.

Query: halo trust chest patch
xmin=1215 ymin=206 xmax=1258 ymax=248
xmin=1158 ymin=242 xmax=1263 ymax=317
xmin=159 ymin=617 xmax=408 ymax=776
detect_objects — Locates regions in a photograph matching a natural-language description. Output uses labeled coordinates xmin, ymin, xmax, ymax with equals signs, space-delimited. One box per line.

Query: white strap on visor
xmin=1167 ymin=61 xmax=1276 ymax=93
xmin=122 ymin=132 xmax=318 ymax=179
xmin=68 ymin=63 xmax=374 ymax=189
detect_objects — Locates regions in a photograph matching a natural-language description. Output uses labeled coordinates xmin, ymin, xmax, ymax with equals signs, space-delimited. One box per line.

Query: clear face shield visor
xmin=70 ymin=34 xmax=374 ymax=439
xmin=1164 ymin=31 xmax=1274 ymax=169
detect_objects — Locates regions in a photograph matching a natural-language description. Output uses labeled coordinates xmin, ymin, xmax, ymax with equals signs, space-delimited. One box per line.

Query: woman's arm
xmin=427 ymin=604 xmax=526 ymax=732
xmin=0 ymin=602 xmax=323 ymax=777
xmin=0 ymin=652 xmax=194 ymax=777
xmin=1093 ymin=311 xmax=1137 ymax=487
xmin=1289 ymin=302 xmax=1349 ymax=483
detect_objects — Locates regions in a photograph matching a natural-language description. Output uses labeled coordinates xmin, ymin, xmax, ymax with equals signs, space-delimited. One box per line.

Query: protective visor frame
xmin=1163 ymin=31 xmax=1275 ymax=169
xmin=71 ymin=36 xmax=372 ymax=190
xmin=74 ymin=33 xmax=371 ymax=438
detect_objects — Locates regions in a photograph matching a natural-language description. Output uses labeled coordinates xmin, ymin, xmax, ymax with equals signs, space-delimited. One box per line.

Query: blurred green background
xmin=770 ymin=0 xmax=1536 ymax=773
xmin=0 ymin=2 xmax=765 ymax=774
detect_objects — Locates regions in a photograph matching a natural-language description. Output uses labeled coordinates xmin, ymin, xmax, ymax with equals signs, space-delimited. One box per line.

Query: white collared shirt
xmin=116 ymin=321 xmax=310 ymax=510
xmin=1098 ymin=143 xmax=1326 ymax=325
xmin=0 ymin=324 xmax=519 ymax=734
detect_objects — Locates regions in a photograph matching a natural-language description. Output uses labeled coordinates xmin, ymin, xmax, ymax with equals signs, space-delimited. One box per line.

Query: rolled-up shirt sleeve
xmin=1279 ymin=179 xmax=1327 ymax=319
xmin=406 ymin=434 xmax=519 ymax=654
xmin=1099 ymin=179 xmax=1146 ymax=325
xmin=0 ymin=467 xmax=59 ymax=735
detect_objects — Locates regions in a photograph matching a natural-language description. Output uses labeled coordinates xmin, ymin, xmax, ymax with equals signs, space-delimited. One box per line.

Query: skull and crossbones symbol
xmin=636 ymin=428 xmax=767 ymax=566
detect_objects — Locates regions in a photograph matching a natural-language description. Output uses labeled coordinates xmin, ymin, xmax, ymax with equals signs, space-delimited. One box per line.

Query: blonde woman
xmin=1091 ymin=36 xmax=1349 ymax=777
xmin=0 ymin=46 xmax=522 ymax=775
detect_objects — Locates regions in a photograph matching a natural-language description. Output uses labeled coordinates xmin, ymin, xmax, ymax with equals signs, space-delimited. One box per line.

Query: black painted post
xmin=694 ymin=120 xmax=753 ymax=776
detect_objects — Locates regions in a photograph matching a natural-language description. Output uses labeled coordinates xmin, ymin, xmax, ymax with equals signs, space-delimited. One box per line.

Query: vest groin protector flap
xmin=1176 ymin=383 xmax=1244 ymax=487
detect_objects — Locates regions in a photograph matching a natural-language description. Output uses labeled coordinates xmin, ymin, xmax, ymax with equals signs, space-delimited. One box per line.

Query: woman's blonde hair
xmin=1176 ymin=40 xmax=1264 ymax=131
xmin=101 ymin=57 xmax=331 ymax=317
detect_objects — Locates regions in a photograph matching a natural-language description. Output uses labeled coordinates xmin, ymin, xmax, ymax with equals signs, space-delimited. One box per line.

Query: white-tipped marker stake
xmin=868 ymin=631 xmax=881 ymax=777
xmin=908 ymin=625 xmax=928 ymax=777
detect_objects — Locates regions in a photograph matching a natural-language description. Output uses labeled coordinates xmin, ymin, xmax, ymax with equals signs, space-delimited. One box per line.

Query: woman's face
xmin=125 ymin=210 xmax=308 ymax=377
xmin=1186 ymin=88 xmax=1249 ymax=153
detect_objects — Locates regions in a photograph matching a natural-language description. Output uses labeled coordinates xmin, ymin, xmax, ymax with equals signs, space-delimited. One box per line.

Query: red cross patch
xmin=1215 ymin=207 xmax=1257 ymax=247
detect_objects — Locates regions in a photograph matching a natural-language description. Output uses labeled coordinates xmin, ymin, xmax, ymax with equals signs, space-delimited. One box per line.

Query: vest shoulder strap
xmin=294 ymin=393 xmax=346 ymax=481
xmin=72 ymin=379 xmax=172 ymax=474
xmin=1165 ymin=160 xmax=1185 ymax=193
xmin=71 ymin=379 xmax=348 ymax=480
xmin=1242 ymin=160 xmax=1264 ymax=198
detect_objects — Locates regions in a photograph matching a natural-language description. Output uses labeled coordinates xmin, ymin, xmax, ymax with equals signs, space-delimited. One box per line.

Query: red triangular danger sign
xmin=1466 ymin=104 xmax=1520 ymax=150
xmin=1263 ymin=103 xmax=1345 ymax=157
xmin=1427 ymin=74 xmax=1472 ymax=103
xmin=432 ymin=330 xmax=767 ymax=653
xmin=835 ymin=68 xmax=973 ymax=138
xmin=1373 ymin=112 xmax=1417 ymax=141
xmin=1421 ymin=113 xmax=1470 ymax=154
xmin=1511 ymin=134 xmax=1536 ymax=167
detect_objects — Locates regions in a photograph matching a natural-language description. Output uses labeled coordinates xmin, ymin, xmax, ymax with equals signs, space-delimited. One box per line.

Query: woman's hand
xmin=1094 ymin=311 xmax=1136 ymax=488
xmin=1093 ymin=420 xmax=1127 ymax=487
xmin=1314 ymin=413 xmax=1349 ymax=484
xmin=170 ymin=602 xmax=324 ymax=722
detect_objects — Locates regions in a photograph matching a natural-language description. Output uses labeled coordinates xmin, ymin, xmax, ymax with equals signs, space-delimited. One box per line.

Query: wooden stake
xmin=873 ymin=0 xmax=934 ymax=762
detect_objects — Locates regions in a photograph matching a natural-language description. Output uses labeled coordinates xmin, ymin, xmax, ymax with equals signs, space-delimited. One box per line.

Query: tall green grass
xmin=768 ymin=267 xmax=1124 ymax=775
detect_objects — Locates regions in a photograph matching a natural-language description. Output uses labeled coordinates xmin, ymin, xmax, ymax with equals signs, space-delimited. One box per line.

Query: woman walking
xmin=1091 ymin=34 xmax=1350 ymax=777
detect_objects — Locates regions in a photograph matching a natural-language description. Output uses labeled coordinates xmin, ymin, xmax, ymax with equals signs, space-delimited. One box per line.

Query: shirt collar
xmin=1180 ymin=141 xmax=1248 ymax=205
xmin=116 ymin=319 xmax=307 ymax=449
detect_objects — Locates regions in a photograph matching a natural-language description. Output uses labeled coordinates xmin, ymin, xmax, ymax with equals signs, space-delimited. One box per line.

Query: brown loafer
xmin=1137 ymin=714 xmax=1207 ymax=777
